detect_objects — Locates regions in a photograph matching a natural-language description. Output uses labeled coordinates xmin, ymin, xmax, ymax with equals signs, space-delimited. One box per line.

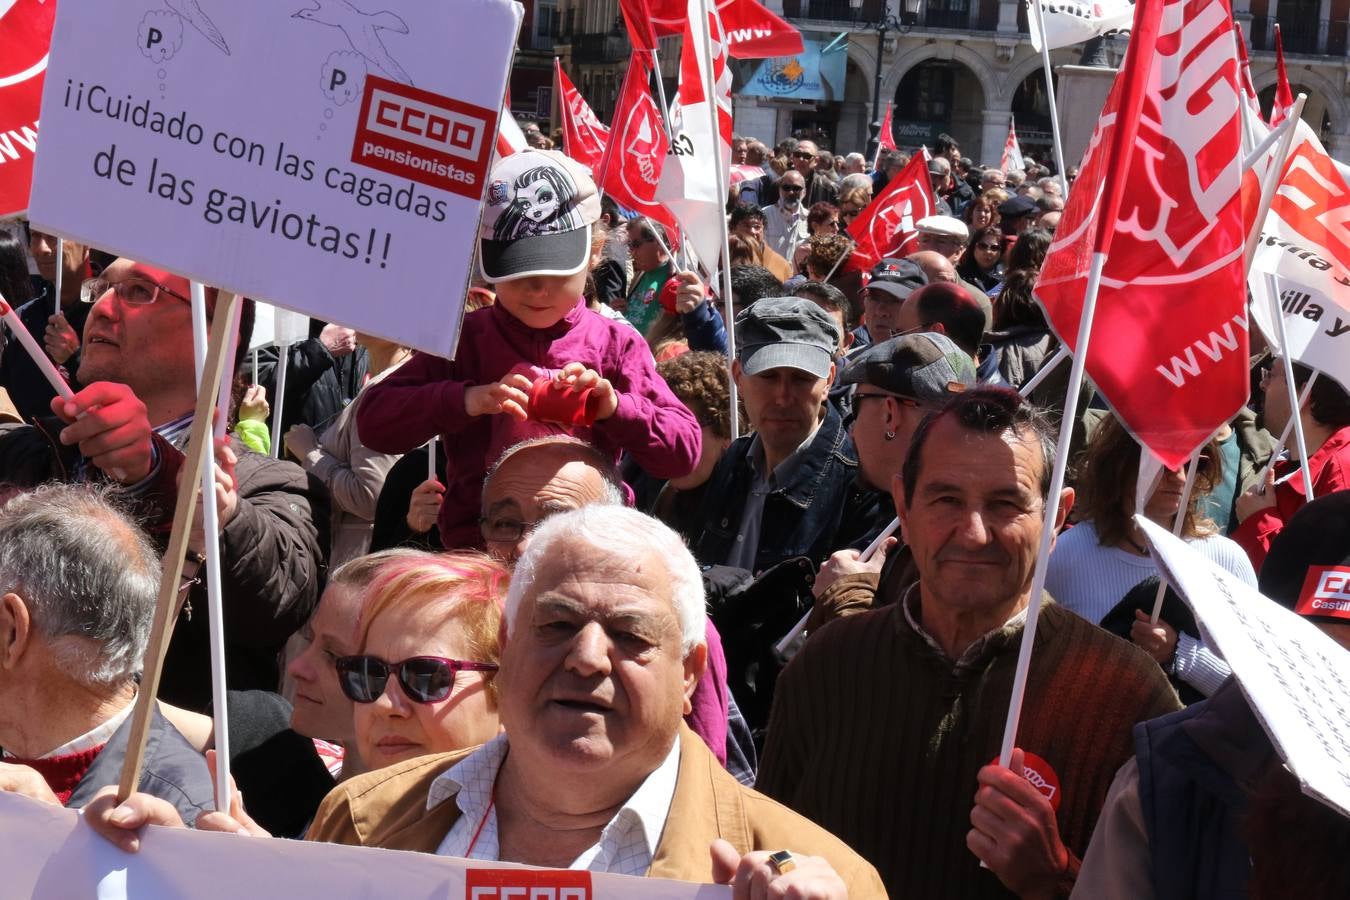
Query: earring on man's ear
xmin=884 ymin=430 xmax=896 ymax=441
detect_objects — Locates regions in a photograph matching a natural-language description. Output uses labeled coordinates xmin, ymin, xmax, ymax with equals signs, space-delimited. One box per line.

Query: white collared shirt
xmin=431 ymin=732 xmax=681 ymax=876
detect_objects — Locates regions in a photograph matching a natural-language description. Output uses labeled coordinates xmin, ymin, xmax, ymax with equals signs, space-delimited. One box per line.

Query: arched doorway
xmin=1258 ymin=84 xmax=1334 ymax=145
xmin=1011 ymin=69 xmax=1060 ymax=168
xmin=891 ymin=59 xmax=986 ymax=154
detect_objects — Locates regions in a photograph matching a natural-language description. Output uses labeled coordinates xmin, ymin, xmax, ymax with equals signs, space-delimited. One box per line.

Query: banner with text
xmin=1138 ymin=517 xmax=1350 ymax=820
xmin=28 ymin=0 xmax=520 ymax=358
xmin=0 ymin=793 xmax=728 ymax=900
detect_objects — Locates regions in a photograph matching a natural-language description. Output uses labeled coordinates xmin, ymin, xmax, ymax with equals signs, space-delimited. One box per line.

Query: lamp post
xmin=852 ymin=0 xmax=921 ymax=162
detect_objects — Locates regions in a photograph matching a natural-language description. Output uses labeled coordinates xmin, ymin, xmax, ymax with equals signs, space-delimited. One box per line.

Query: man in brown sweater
xmin=758 ymin=387 xmax=1181 ymax=898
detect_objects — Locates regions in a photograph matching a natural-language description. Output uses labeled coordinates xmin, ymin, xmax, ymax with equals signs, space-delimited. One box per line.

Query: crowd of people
xmin=0 ymin=124 xmax=1346 ymax=899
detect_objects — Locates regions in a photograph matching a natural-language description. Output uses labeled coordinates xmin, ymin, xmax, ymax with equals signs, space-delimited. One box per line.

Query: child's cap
xmin=479 ymin=149 xmax=601 ymax=283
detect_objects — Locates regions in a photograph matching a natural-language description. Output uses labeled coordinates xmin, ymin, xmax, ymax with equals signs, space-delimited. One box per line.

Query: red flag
xmin=846 ymin=151 xmax=935 ymax=269
xmin=495 ymin=108 xmax=527 ymax=159
xmin=1036 ymin=0 xmax=1248 ymax=468
xmin=647 ymin=0 xmax=803 ymax=58
xmin=555 ymin=60 xmax=609 ymax=172
xmin=873 ymin=101 xmax=897 ymax=171
xmin=620 ymin=0 xmax=659 ymax=53
xmin=1270 ymin=24 xmax=1296 ymax=127
xmin=1232 ymin=21 xmax=1263 ymax=123
xmin=598 ymin=54 xmax=678 ymax=232
xmin=0 ymin=0 xmax=55 ymax=217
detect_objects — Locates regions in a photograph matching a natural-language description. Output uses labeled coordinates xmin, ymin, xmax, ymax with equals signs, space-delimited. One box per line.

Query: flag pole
xmin=189 ymin=281 xmax=239 ymax=814
xmin=696 ymin=0 xmax=739 ymax=437
xmin=119 ymin=291 xmax=238 ymax=802
xmin=269 ymin=345 xmax=289 ymax=459
xmin=1148 ymin=444 xmax=1203 ymax=624
xmin=1030 ymin=0 xmax=1070 ymax=194
xmin=1016 ymin=344 xmax=1069 ymax=396
xmin=821 ymin=237 xmax=856 ymax=284
xmin=650 ymin=50 xmax=677 ymax=145
xmin=52 ymin=237 xmax=64 ymax=317
xmin=1254 ymin=372 xmax=1318 ymax=486
xmin=1244 ymin=93 xmax=1314 ymax=499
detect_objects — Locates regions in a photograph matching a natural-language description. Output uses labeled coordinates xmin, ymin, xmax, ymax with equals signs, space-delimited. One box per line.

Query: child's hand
xmin=238 ymin=384 xmax=269 ymax=422
xmin=557 ymin=363 xmax=618 ymax=421
xmin=465 ymin=372 xmax=533 ymax=420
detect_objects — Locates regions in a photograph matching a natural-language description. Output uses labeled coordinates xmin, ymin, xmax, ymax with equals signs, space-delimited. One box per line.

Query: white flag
xmin=654 ymin=0 xmax=733 ymax=271
xmin=1027 ymin=0 xmax=1134 ymax=52
xmin=1001 ymin=116 xmax=1025 ymax=173
xmin=1248 ymin=120 xmax=1350 ymax=393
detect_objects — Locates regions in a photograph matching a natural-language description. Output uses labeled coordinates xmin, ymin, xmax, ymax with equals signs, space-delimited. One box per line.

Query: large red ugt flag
xmin=1035 ymin=0 xmax=1249 ymax=469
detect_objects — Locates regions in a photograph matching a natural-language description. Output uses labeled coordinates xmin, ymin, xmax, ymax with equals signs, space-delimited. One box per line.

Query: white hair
xmin=844 ymin=152 xmax=865 ymax=165
xmin=504 ymin=506 xmax=707 ymax=656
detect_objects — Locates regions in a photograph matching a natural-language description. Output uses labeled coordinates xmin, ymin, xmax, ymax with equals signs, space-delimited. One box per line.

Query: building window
xmin=896 ymin=64 xmax=954 ymax=122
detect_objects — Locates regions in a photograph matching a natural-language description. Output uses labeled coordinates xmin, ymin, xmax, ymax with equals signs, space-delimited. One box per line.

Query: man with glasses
xmin=807 ymin=332 xmax=978 ymax=630
xmin=760 ymin=170 xmax=809 ymax=260
xmin=0 ymin=257 xmax=325 ymax=713
xmin=623 ymin=219 xmax=673 ymax=336
xmin=780 ymin=139 xmax=837 ymax=207
xmin=855 ymin=258 xmax=927 ymax=350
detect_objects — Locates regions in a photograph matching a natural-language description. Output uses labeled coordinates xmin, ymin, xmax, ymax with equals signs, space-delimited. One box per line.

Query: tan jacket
xmin=307 ymin=725 xmax=887 ymax=897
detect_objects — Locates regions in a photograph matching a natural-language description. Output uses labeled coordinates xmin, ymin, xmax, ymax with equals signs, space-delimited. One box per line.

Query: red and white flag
xmin=644 ymin=0 xmax=804 ymax=58
xmin=1249 ymin=120 xmax=1350 ymax=395
xmin=597 ymin=54 xmax=677 ymax=232
xmin=619 ymin=0 xmax=659 ymax=52
xmin=555 ymin=60 xmax=609 ymax=173
xmin=0 ymin=0 xmax=55 ymax=217
xmin=495 ymin=108 xmax=528 ymax=160
xmin=846 ymin=151 xmax=935 ymax=269
xmin=1269 ymin=24 xmax=1296 ymax=127
xmin=655 ymin=0 xmax=734 ymax=269
xmin=1001 ymin=116 xmax=1026 ymax=173
xmin=1036 ymin=0 xmax=1248 ymax=469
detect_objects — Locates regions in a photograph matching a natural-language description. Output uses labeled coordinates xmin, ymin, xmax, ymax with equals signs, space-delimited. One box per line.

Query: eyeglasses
xmin=791 ymin=151 xmax=815 ymax=160
xmin=628 ymin=231 xmax=656 ymax=247
xmin=780 ymin=184 xmax=804 ymax=193
xmin=81 ymin=276 xmax=189 ymax=307
xmin=479 ymin=515 xmax=542 ymax=544
xmin=822 ymin=219 xmax=841 ymax=230
xmin=335 ymin=655 xmax=498 ymax=704
xmin=976 ymin=242 xmax=1003 ymax=252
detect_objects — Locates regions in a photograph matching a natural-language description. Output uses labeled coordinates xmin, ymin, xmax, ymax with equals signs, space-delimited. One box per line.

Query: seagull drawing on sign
xmin=292 ymin=1 xmax=412 ymax=85
xmin=164 ymin=0 xmax=231 ymax=55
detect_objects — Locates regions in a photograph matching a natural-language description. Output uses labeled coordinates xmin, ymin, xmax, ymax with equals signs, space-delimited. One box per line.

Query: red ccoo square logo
xmin=351 ymin=74 xmax=497 ymax=200
xmin=463 ymin=869 xmax=592 ymax=900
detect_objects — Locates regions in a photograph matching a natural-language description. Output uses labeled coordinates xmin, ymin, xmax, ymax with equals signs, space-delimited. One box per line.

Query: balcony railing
xmin=787 ymin=0 xmax=998 ymax=32
xmin=570 ymin=32 xmax=629 ymax=63
xmin=1249 ymin=17 xmax=1350 ymax=57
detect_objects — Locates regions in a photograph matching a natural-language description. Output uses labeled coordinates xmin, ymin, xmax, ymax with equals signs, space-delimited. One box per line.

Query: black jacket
xmin=691 ymin=403 xmax=886 ymax=573
xmin=0 ymin=281 xmax=91 ymax=422
xmin=0 ymin=419 xmax=328 ymax=710
xmin=256 ymin=326 xmax=368 ymax=438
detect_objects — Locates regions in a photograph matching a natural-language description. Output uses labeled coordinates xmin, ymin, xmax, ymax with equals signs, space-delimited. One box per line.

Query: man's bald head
xmin=907 ymin=251 xmax=957 ymax=284
xmin=480 ymin=437 xmax=625 ymax=563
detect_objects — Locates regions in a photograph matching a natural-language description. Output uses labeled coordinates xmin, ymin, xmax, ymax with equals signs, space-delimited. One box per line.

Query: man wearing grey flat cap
xmin=691 ymin=298 xmax=886 ymax=573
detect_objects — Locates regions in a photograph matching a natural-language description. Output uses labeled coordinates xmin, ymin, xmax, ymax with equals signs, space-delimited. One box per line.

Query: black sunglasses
xmin=335 ymin=655 xmax=498 ymax=704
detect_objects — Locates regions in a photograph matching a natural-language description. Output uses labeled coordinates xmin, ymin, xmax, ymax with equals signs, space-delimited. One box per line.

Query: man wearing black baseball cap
xmin=855 ymin=258 xmax=926 ymax=350
xmin=692 ymin=298 xmax=884 ymax=573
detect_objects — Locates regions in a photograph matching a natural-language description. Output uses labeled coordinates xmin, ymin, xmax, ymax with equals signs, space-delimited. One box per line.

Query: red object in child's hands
xmin=659 ymin=277 xmax=681 ymax=314
xmin=529 ymin=375 xmax=599 ymax=427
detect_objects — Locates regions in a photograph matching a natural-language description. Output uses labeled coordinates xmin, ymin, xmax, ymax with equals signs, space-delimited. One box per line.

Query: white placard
xmin=1137 ymin=515 xmax=1350 ymax=819
xmin=0 ymin=793 xmax=728 ymax=900
xmin=29 ymin=0 xmax=521 ymax=358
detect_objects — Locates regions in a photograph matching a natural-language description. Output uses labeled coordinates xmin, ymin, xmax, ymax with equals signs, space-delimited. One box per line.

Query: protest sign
xmin=1137 ymin=517 xmax=1350 ymax=819
xmin=0 ymin=793 xmax=730 ymax=900
xmin=0 ymin=0 xmax=54 ymax=218
xmin=28 ymin=0 xmax=521 ymax=358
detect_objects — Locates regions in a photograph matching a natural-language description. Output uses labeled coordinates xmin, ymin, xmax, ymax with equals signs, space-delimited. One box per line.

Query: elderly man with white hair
xmin=87 ymin=505 xmax=883 ymax=897
xmin=0 ymin=484 xmax=213 ymax=820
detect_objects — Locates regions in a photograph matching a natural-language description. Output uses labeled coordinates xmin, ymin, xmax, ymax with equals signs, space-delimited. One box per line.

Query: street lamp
xmin=851 ymin=0 xmax=922 ymax=162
